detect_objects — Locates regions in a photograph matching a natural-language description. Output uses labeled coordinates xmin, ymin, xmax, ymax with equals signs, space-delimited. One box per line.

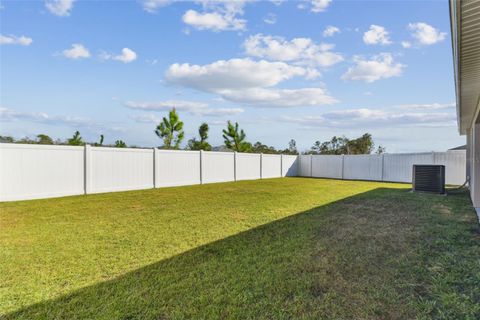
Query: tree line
xmin=0 ymin=108 xmax=385 ymax=155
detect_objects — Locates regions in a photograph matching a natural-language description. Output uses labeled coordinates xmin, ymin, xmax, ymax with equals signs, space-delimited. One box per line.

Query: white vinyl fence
xmin=298 ymin=151 xmax=466 ymax=185
xmin=0 ymin=143 xmax=298 ymax=202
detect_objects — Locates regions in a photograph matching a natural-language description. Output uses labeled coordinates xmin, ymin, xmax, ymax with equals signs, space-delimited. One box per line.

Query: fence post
xmin=260 ymin=153 xmax=263 ymax=179
xmin=199 ymin=150 xmax=203 ymax=184
xmin=280 ymin=154 xmax=283 ymax=177
xmin=381 ymin=153 xmax=385 ymax=181
xmin=310 ymin=154 xmax=313 ymax=177
xmin=341 ymin=154 xmax=345 ymax=180
xmin=234 ymin=151 xmax=237 ymax=181
xmin=153 ymin=148 xmax=159 ymax=188
xmin=84 ymin=144 xmax=92 ymax=194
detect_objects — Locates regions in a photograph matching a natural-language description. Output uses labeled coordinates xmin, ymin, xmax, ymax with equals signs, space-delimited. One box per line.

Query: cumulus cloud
xmin=244 ymin=34 xmax=343 ymax=68
xmin=407 ymin=22 xmax=446 ymax=45
xmin=401 ymin=41 xmax=411 ymax=48
xmin=101 ymin=48 xmax=137 ymax=63
xmin=310 ymin=0 xmax=332 ymax=12
xmin=341 ymin=53 xmax=405 ymax=83
xmin=323 ymin=26 xmax=340 ymax=37
xmin=45 ymin=0 xmax=75 ymax=17
xmin=263 ymin=13 xmax=277 ymax=25
xmin=219 ymin=87 xmax=337 ymax=107
xmin=125 ymin=100 xmax=244 ymax=117
xmin=395 ymin=102 xmax=455 ymax=111
xmin=182 ymin=1 xmax=247 ymax=32
xmin=279 ymin=106 xmax=456 ymax=128
xmin=363 ymin=25 xmax=392 ymax=45
xmin=62 ymin=43 xmax=90 ymax=59
xmin=0 ymin=34 xmax=33 ymax=46
xmin=165 ymin=58 xmax=337 ymax=107
xmin=140 ymin=0 xmax=172 ymax=13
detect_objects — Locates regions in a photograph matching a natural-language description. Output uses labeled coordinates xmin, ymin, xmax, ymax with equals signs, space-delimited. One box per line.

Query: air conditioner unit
xmin=412 ymin=165 xmax=445 ymax=194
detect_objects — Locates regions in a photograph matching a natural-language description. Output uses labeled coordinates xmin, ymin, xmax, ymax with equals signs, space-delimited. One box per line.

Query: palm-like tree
xmin=155 ymin=108 xmax=184 ymax=149
xmin=67 ymin=131 xmax=84 ymax=146
xmin=222 ymin=121 xmax=251 ymax=152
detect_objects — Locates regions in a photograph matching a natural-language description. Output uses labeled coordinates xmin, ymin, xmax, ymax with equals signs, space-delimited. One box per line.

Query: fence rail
xmin=298 ymin=151 xmax=466 ymax=185
xmin=0 ymin=143 xmax=297 ymax=201
xmin=0 ymin=143 xmax=466 ymax=202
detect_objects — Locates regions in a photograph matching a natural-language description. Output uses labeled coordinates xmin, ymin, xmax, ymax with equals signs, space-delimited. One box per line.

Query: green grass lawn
xmin=0 ymin=178 xmax=479 ymax=319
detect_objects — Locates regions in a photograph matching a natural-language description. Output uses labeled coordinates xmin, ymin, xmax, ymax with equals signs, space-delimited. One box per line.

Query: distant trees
xmin=308 ymin=133 xmax=385 ymax=155
xmin=155 ymin=108 xmax=184 ymax=149
xmin=222 ymin=121 xmax=251 ymax=152
xmin=115 ymin=140 xmax=127 ymax=148
xmin=67 ymin=131 xmax=84 ymax=146
xmin=36 ymin=134 xmax=54 ymax=145
xmin=188 ymin=122 xmax=212 ymax=151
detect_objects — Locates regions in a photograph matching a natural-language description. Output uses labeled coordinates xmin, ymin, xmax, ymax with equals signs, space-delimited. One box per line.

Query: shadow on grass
xmin=4 ymin=187 xmax=479 ymax=320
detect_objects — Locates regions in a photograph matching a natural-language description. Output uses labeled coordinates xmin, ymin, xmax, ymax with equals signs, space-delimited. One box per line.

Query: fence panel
xmin=383 ymin=153 xmax=434 ymax=183
xmin=202 ymin=151 xmax=235 ymax=183
xmin=434 ymin=151 xmax=466 ymax=185
xmin=262 ymin=154 xmax=282 ymax=178
xmin=0 ymin=143 xmax=84 ymax=201
xmin=155 ymin=150 xmax=200 ymax=187
xmin=89 ymin=147 xmax=154 ymax=193
xmin=236 ymin=153 xmax=261 ymax=181
xmin=344 ymin=155 xmax=383 ymax=181
xmin=282 ymin=155 xmax=299 ymax=177
xmin=312 ymin=155 xmax=343 ymax=179
xmin=298 ymin=155 xmax=312 ymax=177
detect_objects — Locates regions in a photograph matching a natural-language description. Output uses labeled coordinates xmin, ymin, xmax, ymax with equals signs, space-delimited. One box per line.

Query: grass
xmin=0 ymin=177 xmax=479 ymax=319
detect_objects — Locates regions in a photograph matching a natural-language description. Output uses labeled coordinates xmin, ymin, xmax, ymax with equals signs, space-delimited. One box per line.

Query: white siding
xmin=281 ymin=155 xmax=299 ymax=177
xmin=0 ymin=144 xmax=84 ymax=201
xmin=155 ymin=150 xmax=200 ymax=187
xmin=312 ymin=155 xmax=343 ymax=179
xmin=261 ymin=154 xmax=282 ymax=178
xmin=236 ymin=153 xmax=261 ymax=181
xmin=89 ymin=147 xmax=154 ymax=193
xmin=343 ymin=155 xmax=383 ymax=181
xmin=202 ymin=151 xmax=235 ymax=183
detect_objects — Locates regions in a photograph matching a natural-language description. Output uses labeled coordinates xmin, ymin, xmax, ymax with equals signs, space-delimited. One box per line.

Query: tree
xmin=284 ymin=139 xmax=298 ymax=155
xmin=155 ymin=108 xmax=184 ymax=149
xmin=0 ymin=135 xmax=15 ymax=143
xmin=222 ymin=121 xmax=251 ymax=152
xmin=187 ymin=123 xmax=212 ymax=151
xmin=376 ymin=145 xmax=386 ymax=154
xmin=36 ymin=134 xmax=54 ymax=145
xmin=115 ymin=140 xmax=127 ymax=148
xmin=94 ymin=134 xmax=104 ymax=146
xmin=251 ymin=141 xmax=279 ymax=154
xmin=309 ymin=133 xmax=376 ymax=155
xmin=67 ymin=131 xmax=84 ymax=146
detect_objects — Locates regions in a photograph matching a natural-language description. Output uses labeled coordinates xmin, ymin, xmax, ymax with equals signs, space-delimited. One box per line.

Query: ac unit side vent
xmin=412 ymin=165 xmax=445 ymax=194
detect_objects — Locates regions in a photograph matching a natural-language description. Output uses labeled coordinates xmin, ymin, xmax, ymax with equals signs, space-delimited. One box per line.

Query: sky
xmin=0 ymin=0 xmax=465 ymax=152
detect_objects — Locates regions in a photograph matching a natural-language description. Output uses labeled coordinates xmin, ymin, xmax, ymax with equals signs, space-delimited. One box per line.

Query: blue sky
xmin=0 ymin=0 xmax=464 ymax=152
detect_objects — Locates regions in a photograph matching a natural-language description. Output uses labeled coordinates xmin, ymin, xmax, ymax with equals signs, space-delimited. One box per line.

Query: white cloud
xmin=244 ymin=34 xmax=343 ymax=67
xmin=323 ymin=26 xmax=340 ymax=37
xmin=407 ymin=22 xmax=446 ymax=45
xmin=0 ymin=107 xmax=93 ymax=127
xmin=125 ymin=100 xmax=244 ymax=117
xmin=165 ymin=58 xmax=337 ymax=107
xmin=363 ymin=25 xmax=392 ymax=45
xmin=395 ymin=102 xmax=455 ymax=111
xmin=0 ymin=34 xmax=33 ymax=46
xmin=219 ymin=87 xmax=337 ymax=108
xmin=310 ymin=0 xmax=332 ymax=12
xmin=62 ymin=43 xmax=90 ymax=59
xmin=401 ymin=41 xmax=411 ymax=48
xmin=45 ymin=0 xmax=75 ymax=17
xmin=141 ymin=0 xmax=172 ymax=13
xmin=101 ymin=48 xmax=137 ymax=63
xmin=182 ymin=1 xmax=247 ymax=32
xmin=341 ymin=53 xmax=405 ymax=83
xmin=279 ymin=106 xmax=456 ymax=128
xmin=263 ymin=13 xmax=277 ymax=25
xmin=166 ymin=58 xmax=309 ymax=92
